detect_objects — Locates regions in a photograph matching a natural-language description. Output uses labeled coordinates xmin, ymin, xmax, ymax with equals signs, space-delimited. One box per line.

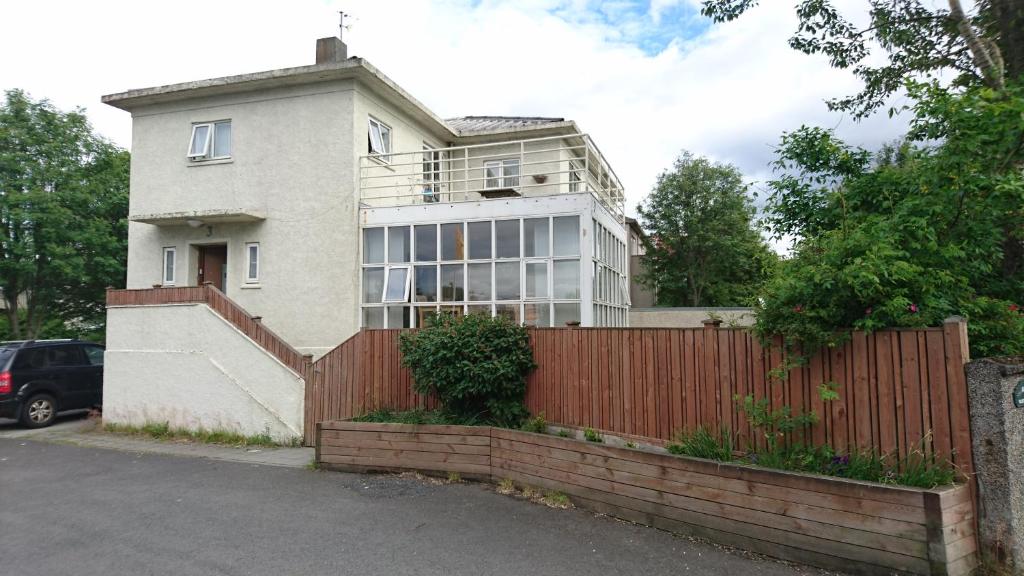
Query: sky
xmin=0 ymin=0 xmax=909 ymax=226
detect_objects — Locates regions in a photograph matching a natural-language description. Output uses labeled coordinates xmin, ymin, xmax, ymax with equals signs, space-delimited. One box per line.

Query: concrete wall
xmin=126 ymin=81 xmax=360 ymax=356
xmin=104 ymin=304 xmax=304 ymax=442
xmin=967 ymin=358 xmax=1024 ymax=571
xmin=629 ymin=307 xmax=755 ymax=328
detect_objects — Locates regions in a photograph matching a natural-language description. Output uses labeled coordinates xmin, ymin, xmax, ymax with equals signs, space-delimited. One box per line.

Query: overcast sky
xmin=1 ymin=0 xmax=909 ymax=221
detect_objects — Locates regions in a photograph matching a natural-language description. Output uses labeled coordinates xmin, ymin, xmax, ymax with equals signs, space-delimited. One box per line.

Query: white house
xmin=99 ymin=36 xmax=628 ymax=439
xmin=104 ymin=36 xmax=629 ymax=358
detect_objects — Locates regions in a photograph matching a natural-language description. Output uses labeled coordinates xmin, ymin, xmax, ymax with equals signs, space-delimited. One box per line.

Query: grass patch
xmin=351 ymin=408 xmax=478 ymax=426
xmin=496 ymin=478 xmax=516 ymax=495
xmin=520 ymin=413 xmax=547 ymax=434
xmin=101 ymin=421 xmax=299 ymax=447
xmin=665 ymin=427 xmax=957 ymax=489
xmin=583 ymin=427 xmax=603 ymax=443
xmin=557 ymin=430 xmax=571 ymax=438
xmin=447 ymin=471 xmax=462 ymax=483
xmin=541 ymin=490 xmax=572 ymax=508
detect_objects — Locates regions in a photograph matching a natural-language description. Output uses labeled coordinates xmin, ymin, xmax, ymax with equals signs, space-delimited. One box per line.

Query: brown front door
xmin=197 ymin=245 xmax=228 ymax=291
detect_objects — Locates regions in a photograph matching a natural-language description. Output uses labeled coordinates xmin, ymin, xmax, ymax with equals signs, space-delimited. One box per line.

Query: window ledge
xmin=240 ymin=283 xmax=261 ymax=289
xmin=187 ymin=157 xmax=234 ymax=168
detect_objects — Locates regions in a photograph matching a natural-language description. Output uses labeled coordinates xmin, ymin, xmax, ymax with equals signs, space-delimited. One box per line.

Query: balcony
xmin=359 ymin=134 xmax=625 ymax=221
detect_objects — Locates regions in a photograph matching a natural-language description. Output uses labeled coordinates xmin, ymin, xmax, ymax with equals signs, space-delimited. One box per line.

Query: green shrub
xmin=667 ymin=427 xmax=735 ymax=461
xmin=557 ymin=430 xmax=571 ymax=438
xmin=520 ymin=413 xmax=547 ymax=434
xmin=352 ymin=408 xmax=469 ymax=425
xmin=583 ymin=427 xmax=603 ymax=443
xmin=399 ymin=313 xmax=536 ymax=427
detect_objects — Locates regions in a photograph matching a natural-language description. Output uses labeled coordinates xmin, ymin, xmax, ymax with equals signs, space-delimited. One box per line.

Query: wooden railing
xmin=106 ymin=285 xmax=311 ymax=378
xmin=303 ymin=320 xmax=974 ymax=477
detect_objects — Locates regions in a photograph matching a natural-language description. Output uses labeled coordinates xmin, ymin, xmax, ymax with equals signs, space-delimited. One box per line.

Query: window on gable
xmin=188 ymin=121 xmax=231 ymax=160
xmin=368 ymin=117 xmax=392 ymax=161
xmin=484 ymin=159 xmax=520 ymax=189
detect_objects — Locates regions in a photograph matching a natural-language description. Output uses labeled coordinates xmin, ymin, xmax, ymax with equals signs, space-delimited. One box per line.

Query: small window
xmin=422 ymin=144 xmax=443 ymax=202
xmin=568 ymin=160 xmax=582 ymax=193
xmin=245 ymin=243 xmax=259 ymax=283
xmin=162 ymin=247 xmax=176 ymax=286
xmin=383 ymin=266 xmax=411 ymax=303
xmin=484 ymin=159 xmax=521 ymax=189
xmin=188 ymin=121 xmax=231 ymax=160
xmin=368 ymin=117 xmax=392 ymax=161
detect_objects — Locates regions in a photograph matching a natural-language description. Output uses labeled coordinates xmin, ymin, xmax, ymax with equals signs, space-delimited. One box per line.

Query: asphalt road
xmin=0 ymin=439 xmax=827 ymax=576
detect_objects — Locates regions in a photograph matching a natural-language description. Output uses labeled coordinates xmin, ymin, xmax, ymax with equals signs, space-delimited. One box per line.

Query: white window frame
xmin=382 ymin=265 xmax=412 ymax=303
xmin=187 ymin=120 xmax=231 ymax=161
xmin=368 ymin=116 xmax=392 ymax=162
xmin=162 ymin=247 xmax=176 ymax=286
xmin=245 ymin=242 xmax=260 ymax=284
xmin=422 ymin=143 xmax=444 ymax=202
xmin=568 ymin=159 xmax=582 ymax=193
xmin=483 ymin=158 xmax=521 ymax=189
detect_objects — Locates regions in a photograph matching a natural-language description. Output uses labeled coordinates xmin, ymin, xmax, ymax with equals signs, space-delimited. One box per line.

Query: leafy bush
xmin=520 ymin=413 xmax=547 ymax=434
xmin=398 ymin=313 xmax=536 ymax=427
xmin=583 ymin=427 xmax=603 ymax=443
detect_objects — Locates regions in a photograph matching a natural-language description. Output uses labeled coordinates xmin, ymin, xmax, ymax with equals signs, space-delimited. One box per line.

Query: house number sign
xmin=1014 ymin=379 xmax=1024 ymax=409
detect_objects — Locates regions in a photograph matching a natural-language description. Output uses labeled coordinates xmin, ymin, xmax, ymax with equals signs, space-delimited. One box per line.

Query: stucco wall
xmin=104 ymin=304 xmax=304 ymax=442
xmin=126 ymin=81 xmax=361 ymax=356
xmin=629 ymin=307 xmax=755 ymax=328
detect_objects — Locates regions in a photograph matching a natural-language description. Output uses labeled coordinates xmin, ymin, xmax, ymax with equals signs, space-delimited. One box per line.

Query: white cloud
xmin=0 ymin=0 xmax=907 ymax=219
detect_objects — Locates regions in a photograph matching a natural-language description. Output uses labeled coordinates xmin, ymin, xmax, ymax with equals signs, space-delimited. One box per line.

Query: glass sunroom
xmin=359 ymin=193 xmax=629 ymax=328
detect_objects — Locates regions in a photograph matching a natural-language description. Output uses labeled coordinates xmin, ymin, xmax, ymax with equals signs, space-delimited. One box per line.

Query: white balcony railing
xmin=358 ymin=134 xmax=625 ymax=221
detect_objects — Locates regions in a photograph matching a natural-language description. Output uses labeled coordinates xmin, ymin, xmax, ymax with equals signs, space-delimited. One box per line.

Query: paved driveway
xmin=0 ymin=438 xmax=832 ymax=576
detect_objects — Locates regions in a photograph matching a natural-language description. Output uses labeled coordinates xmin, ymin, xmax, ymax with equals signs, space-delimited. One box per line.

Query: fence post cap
xmin=702 ymin=318 xmax=723 ymax=327
xmin=943 ymin=315 xmax=967 ymax=325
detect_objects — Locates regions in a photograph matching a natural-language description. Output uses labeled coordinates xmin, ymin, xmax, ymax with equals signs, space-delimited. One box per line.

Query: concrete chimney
xmin=316 ymin=37 xmax=348 ymax=65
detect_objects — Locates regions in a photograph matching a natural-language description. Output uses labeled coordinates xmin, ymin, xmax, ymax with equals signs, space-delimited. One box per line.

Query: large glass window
xmin=553 ymin=260 xmax=580 ymax=299
xmin=553 ymin=216 xmax=579 ymax=256
xmin=388 ymin=226 xmax=410 ymax=263
xmin=525 ymin=262 xmax=548 ymax=299
xmin=523 ymin=218 xmax=549 ymax=257
xmin=441 ymin=223 xmax=464 ymax=261
xmin=415 ymin=224 xmax=436 ymax=261
xmin=495 ymin=220 xmax=520 ymax=258
xmin=468 ymin=221 xmax=491 ymax=260
xmin=524 ymin=303 xmax=550 ymax=327
xmin=362 ymin=268 xmax=384 ymax=303
xmin=383 ymin=267 xmax=410 ymax=302
xmin=467 ymin=263 xmax=491 ymax=301
xmin=363 ymin=228 xmax=385 ymax=264
xmin=554 ymin=303 xmax=581 ymax=326
xmin=495 ymin=262 xmax=520 ymax=300
xmin=440 ymin=264 xmax=464 ymax=301
xmin=414 ymin=266 xmax=437 ymax=302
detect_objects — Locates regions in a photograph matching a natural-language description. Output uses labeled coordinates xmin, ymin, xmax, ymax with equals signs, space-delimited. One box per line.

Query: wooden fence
xmin=304 ymin=320 xmax=973 ymax=476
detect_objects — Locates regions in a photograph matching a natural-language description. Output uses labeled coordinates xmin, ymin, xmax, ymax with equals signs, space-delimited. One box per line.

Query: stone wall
xmin=966 ymin=358 xmax=1024 ymax=572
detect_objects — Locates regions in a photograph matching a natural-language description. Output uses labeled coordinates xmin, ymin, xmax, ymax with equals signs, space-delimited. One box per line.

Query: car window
xmin=47 ymin=345 xmax=83 ymax=367
xmin=83 ymin=346 xmax=104 ymax=366
xmin=0 ymin=348 xmax=14 ymax=369
xmin=12 ymin=349 xmax=46 ymax=370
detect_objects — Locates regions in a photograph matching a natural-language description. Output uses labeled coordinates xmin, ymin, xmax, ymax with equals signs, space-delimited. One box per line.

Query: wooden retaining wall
xmin=318 ymin=422 xmax=977 ymax=576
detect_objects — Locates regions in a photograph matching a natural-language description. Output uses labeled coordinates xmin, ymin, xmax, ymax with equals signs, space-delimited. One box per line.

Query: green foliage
xmin=737 ymin=395 xmax=819 ymax=451
xmin=667 ymin=427 xmax=736 ymax=461
xmin=636 ymin=151 xmax=778 ymax=307
xmin=557 ymin=430 xmax=571 ymax=438
xmin=520 ymin=413 xmax=547 ymax=434
xmin=582 ymin=427 xmax=603 ymax=443
xmin=398 ymin=313 xmax=536 ymax=427
xmin=701 ymin=1 xmax=1022 ymax=118
xmin=351 ymin=408 xmax=473 ymax=426
xmin=1 ymin=89 xmax=129 ymax=342
xmin=755 ymin=81 xmax=1024 ymax=357
xmin=666 ymin=426 xmax=956 ymax=488
xmin=624 ymin=441 xmax=637 ymax=449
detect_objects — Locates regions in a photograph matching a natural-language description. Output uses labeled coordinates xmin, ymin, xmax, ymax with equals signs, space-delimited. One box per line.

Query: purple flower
xmin=908 ymin=303 xmax=919 ymax=313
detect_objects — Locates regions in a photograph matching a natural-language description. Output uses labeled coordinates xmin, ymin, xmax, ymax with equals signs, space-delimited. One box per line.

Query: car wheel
xmin=20 ymin=394 xmax=57 ymax=428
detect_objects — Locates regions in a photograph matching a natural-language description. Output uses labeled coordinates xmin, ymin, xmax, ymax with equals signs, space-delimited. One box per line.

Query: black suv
xmin=0 ymin=340 xmax=104 ymax=428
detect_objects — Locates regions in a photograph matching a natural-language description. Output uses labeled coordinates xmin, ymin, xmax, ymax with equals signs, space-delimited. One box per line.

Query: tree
xmin=0 ymin=89 xmax=129 ymax=340
xmin=701 ymin=0 xmax=1024 ymax=118
xmin=636 ymin=151 xmax=777 ymax=307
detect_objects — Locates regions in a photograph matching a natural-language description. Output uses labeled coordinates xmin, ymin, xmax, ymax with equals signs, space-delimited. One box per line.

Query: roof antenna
xmin=338 ymin=11 xmax=353 ymax=42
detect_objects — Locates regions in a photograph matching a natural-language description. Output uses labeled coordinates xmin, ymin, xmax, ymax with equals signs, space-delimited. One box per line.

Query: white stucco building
xmin=103 ymin=37 xmax=628 ymax=358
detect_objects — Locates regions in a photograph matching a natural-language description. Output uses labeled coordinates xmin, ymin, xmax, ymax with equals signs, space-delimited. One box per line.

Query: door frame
xmin=190 ymin=240 xmax=230 ymax=289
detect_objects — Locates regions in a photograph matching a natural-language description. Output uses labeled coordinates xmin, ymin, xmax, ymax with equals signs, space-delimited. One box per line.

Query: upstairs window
xmin=188 ymin=121 xmax=231 ymax=160
xmin=484 ymin=159 xmax=520 ymax=189
xmin=368 ymin=117 xmax=392 ymax=161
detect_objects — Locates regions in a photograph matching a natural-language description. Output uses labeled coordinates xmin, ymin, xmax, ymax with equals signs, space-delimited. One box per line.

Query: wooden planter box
xmin=317 ymin=421 xmax=977 ymax=576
